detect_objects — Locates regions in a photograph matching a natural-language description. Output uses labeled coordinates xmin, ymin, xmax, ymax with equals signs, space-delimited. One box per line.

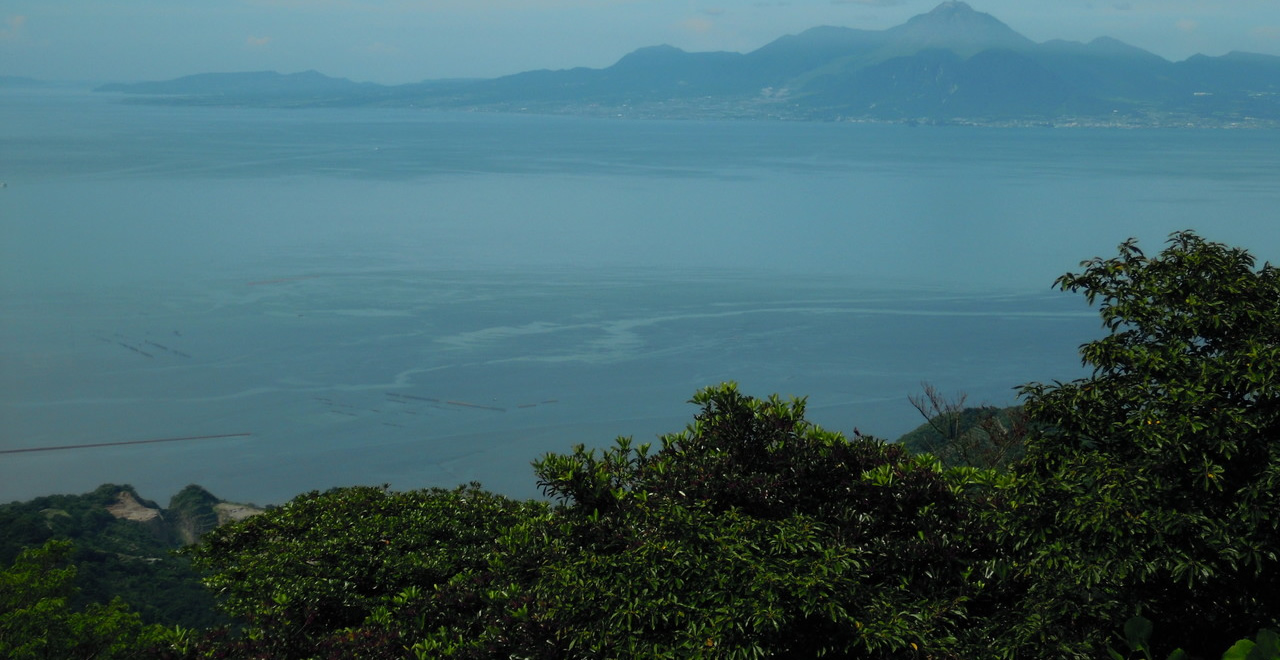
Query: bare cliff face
xmin=105 ymin=489 xmax=163 ymax=523
xmin=102 ymin=486 xmax=263 ymax=546
xmin=103 ymin=489 xmax=171 ymax=543
xmin=214 ymin=502 xmax=262 ymax=524
xmin=170 ymin=485 xmax=266 ymax=546
xmin=2 ymin=483 xmax=258 ymax=629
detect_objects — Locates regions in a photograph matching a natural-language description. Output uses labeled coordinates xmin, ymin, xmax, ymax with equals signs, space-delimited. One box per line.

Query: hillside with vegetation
xmin=3 ymin=231 xmax=1280 ymax=658
xmin=94 ymin=3 xmax=1280 ymax=126
xmin=0 ymin=484 xmax=261 ymax=632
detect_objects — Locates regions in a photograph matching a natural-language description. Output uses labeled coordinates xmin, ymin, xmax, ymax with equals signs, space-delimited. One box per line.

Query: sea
xmin=3 ymin=88 xmax=1279 ymax=505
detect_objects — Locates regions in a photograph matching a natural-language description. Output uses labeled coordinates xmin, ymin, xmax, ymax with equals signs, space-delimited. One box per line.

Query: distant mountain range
xmin=93 ymin=1 xmax=1280 ymax=126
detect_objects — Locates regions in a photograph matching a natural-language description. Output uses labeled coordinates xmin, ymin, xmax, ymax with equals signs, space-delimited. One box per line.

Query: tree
xmin=0 ymin=539 xmax=161 ymax=659
xmin=184 ymin=388 xmax=1011 ymax=659
xmin=509 ymin=383 xmax=1011 ymax=659
xmin=0 ymin=484 xmax=222 ymax=630
xmin=183 ymin=483 xmax=545 ymax=659
xmin=903 ymin=382 xmax=1030 ymax=470
xmin=1006 ymin=231 xmax=1280 ymax=657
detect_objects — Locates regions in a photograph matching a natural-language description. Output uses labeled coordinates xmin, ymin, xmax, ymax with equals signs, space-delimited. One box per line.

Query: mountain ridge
xmin=92 ymin=2 xmax=1280 ymax=126
xmin=0 ymin=483 xmax=262 ymax=628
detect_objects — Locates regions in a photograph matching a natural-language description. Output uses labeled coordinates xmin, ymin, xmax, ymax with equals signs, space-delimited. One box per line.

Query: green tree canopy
xmin=184 ymin=483 xmax=546 ymax=658
xmin=1009 ymin=231 xmax=1280 ymax=657
xmin=513 ymin=384 xmax=1010 ymax=659
xmin=0 ymin=539 xmax=161 ymax=659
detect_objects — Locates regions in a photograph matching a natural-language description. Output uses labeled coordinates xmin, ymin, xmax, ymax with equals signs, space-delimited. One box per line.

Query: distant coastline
xmin=89 ymin=89 xmax=1280 ymax=129
xmin=83 ymin=2 xmax=1280 ymax=128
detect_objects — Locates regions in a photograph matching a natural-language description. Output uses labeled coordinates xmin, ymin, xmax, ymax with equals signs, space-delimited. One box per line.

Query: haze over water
xmin=3 ymin=89 xmax=1279 ymax=504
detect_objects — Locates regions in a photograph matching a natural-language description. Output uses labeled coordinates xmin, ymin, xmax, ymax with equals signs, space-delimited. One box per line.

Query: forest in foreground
xmin=3 ymin=231 xmax=1279 ymax=659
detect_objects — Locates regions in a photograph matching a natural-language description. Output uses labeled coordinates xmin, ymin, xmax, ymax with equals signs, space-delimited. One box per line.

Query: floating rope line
xmin=0 ymin=433 xmax=252 ymax=455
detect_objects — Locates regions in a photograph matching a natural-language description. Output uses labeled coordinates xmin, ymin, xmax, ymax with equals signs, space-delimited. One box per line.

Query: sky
xmin=2 ymin=0 xmax=1280 ymax=85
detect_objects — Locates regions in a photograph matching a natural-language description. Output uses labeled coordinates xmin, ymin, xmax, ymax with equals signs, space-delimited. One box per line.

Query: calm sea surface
xmin=2 ymin=89 xmax=1279 ymax=503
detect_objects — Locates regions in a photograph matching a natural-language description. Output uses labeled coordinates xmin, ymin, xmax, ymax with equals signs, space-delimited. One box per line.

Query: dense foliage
xmin=182 ymin=484 xmax=546 ymax=658
xmin=520 ymin=386 xmax=1008 ymax=658
xmin=0 ymin=539 xmax=164 ymax=659
xmin=0 ymin=484 xmax=220 ymax=628
xmin=170 ymin=389 xmax=1008 ymax=659
xmin=3 ymin=231 xmax=1278 ymax=658
xmin=898 ymin=383 xmax=1031 ymax=470
xmin=1007 ymin=231 xmax=1280 ymax=657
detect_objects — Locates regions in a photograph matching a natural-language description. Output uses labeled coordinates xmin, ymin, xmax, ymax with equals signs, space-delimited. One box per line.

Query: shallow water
xmin=2 ymin=90 xmax=1278 ymax=504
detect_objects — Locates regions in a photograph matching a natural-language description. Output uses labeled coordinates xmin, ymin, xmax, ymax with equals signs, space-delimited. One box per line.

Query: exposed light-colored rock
xmin=105 ymin=490 xmax=163 ymax=523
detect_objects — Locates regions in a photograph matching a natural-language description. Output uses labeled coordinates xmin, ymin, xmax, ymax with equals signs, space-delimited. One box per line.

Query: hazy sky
xmin=3 ymin=0 xmax=1279 ymax=84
